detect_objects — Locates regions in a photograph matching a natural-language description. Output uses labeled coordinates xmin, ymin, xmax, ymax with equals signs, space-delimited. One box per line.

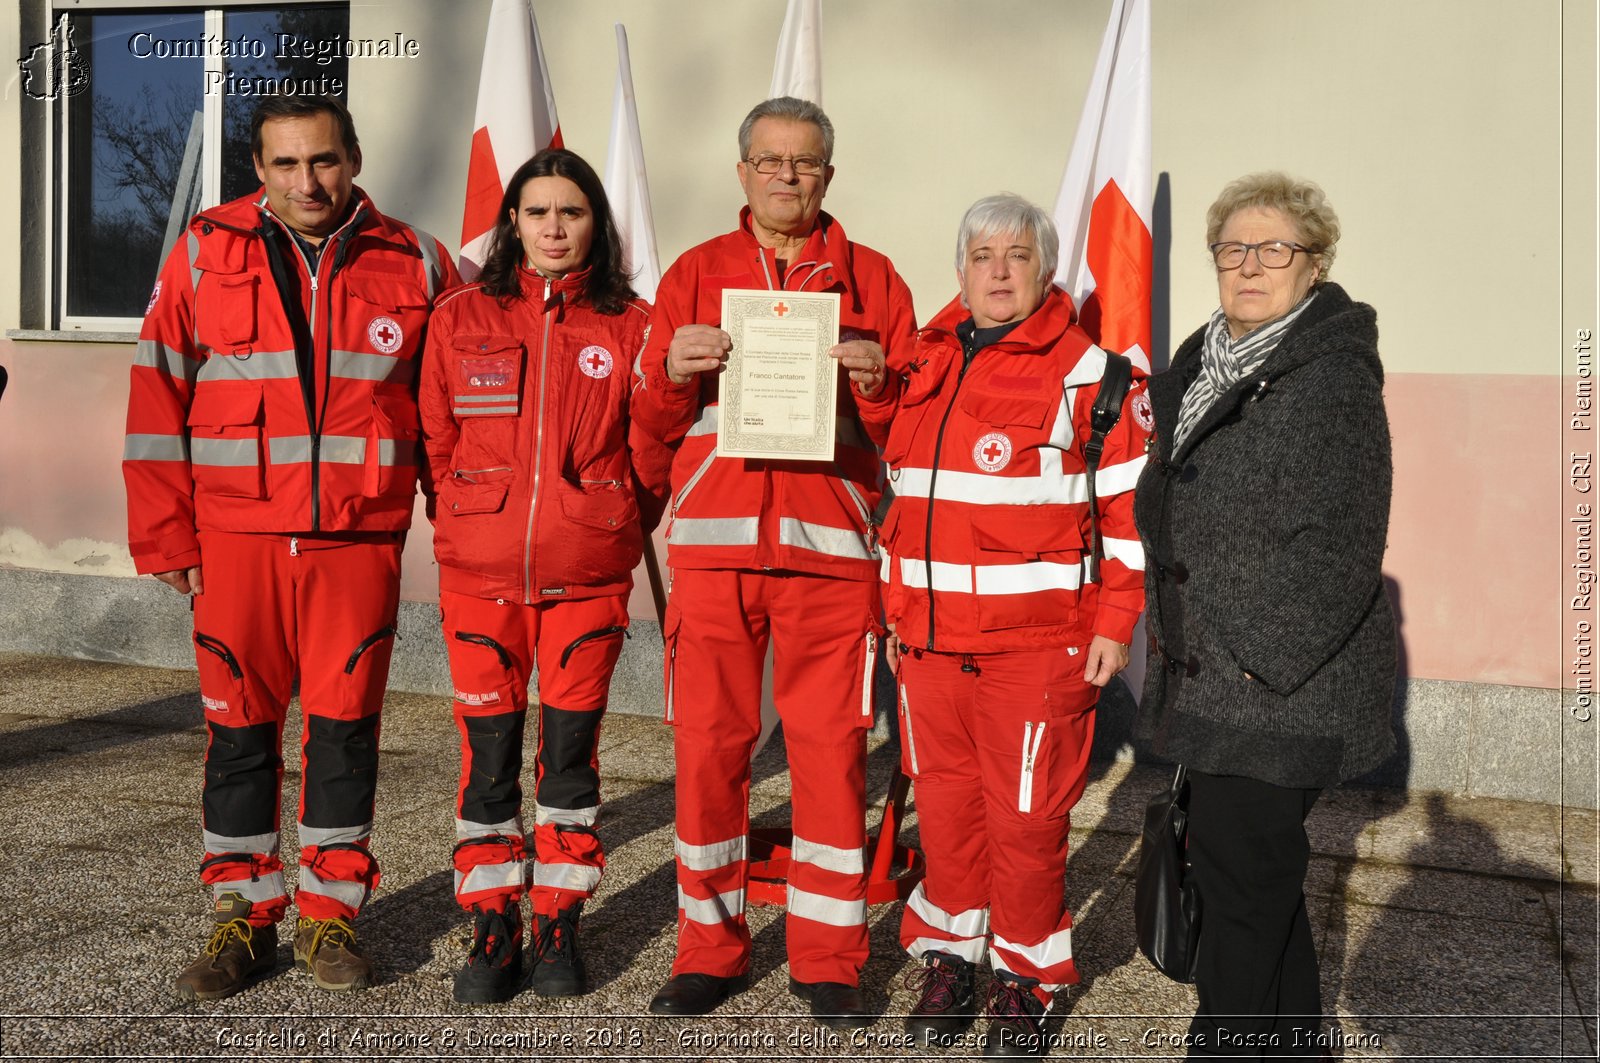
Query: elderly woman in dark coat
xmin=1133 ymin=172 xmax=1396 ymax=1059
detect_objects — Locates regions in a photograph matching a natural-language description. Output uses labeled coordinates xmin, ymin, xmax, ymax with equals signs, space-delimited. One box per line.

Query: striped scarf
xmin=1172 ymin=292 xmax=1317 ymax=451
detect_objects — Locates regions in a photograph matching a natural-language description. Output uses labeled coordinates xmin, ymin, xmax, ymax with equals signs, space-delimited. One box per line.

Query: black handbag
xmin=1134 ymin=764 xmax=1201 ymax=982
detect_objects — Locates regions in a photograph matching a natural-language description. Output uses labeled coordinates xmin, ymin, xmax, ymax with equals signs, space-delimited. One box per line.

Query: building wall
xmin=1 ymin=2 xmax=1593 ymax=744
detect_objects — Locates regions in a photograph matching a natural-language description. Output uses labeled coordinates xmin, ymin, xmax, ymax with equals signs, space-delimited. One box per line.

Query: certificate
xmin=717 ymin=289 xmax=840 ymax=460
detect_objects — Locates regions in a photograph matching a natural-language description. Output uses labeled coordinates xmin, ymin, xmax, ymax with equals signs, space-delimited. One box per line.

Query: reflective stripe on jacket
xmin=629 ymin=210 xmax=917 ymax=580
xmin=876 ymin=287 xmax=1150 ymax=653
xmin=124 ymin=189 xmax=458 ymax=574
xmin=419 ymin=268 xmax=661 ymax=602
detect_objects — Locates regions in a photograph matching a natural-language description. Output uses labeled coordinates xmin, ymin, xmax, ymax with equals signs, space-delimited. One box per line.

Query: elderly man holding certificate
xmin=631 ymin=96 xmax=916 ymax=1027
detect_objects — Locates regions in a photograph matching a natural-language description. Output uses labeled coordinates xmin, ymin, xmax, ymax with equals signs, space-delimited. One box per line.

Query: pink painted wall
xmin=1383 ymin=373 xmax=1561 ymax=687
xmin=0 ymin=338 xmax=1560 ymax=689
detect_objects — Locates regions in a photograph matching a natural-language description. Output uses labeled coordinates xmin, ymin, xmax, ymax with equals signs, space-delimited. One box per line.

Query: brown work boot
xmin=174 ymin=892 xmax=278 ymax=1001
xmin=293 ymin=915 xmax=373 ymax=991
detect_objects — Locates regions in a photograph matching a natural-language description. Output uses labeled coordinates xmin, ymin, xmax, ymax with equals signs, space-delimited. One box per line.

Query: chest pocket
xmin=344 ymin=271 xmax=430 ymax=364
xmin=449 ymin=335 xmax=525 ymax=418
xmin=960 ymin=389 xmax=1054 ymax=429
xmin=881 ymin=365 xmax=946 ymax=468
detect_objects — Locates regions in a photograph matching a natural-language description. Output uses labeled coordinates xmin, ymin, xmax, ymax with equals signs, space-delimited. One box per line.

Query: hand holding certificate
xmin=717 ymin=289 xmax=840 ymax=460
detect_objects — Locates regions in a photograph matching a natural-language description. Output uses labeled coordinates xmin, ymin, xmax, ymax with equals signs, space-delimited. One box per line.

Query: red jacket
xmin=875 ymin=287 xmax=1150 ymax=653
xmin=629 ymin=210 xmax=916 ymax=580
xmin=123 ymin=189 xmax=459 ymax=574
xmin=420 ymin=269 xmax=665 ymax=602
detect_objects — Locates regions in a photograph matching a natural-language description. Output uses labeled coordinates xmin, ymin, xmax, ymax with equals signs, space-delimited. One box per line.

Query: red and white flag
xmin=769 ymin=0 xmax=823 ymax=104
xmin=458 ymin=0 xmax=562 ymax=281
xmin=1052 ymin=0 xmax=1152 ymax=372
xmin=603 ymin=24 xmax=661 ymax=302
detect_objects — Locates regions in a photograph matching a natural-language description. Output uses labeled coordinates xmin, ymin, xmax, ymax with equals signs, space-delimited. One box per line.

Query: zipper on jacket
xmin=344 ymin=625 xmax=397 ymax=674
xmin=523 ymin=277 xmax=555 ymax=604
xmin=1018 ymin=721 xmax=1046 ymax=813
xmin=860 ymin=632 xmax=877 ymax=718
xmin=899 ymin=682 xmax=919 ymax=775
xmin=194 ymin=632 xmax=243 ymax=680
xmin=453 ymin=466 xmax=513 ymax=483
xmin=558 ymin=624 xmax=628 ymax=669
xmin=670 ymin=447 xmax=718 ymax=519
xmin=921 ymin=350 xmax=981 ymax=649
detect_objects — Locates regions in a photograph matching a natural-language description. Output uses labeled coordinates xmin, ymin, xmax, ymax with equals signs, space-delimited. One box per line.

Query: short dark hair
xmin=250 ymin=95 xmax=359 ymax=159
xmin=478 ymin=148 xmax=637 ymax=315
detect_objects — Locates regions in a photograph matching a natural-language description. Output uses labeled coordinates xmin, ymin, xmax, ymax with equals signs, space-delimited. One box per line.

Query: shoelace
xmin=205 ymin=918 xmax=257 ymax=959
xmin=903 ymin=959 xmax=958 ymax=1010
xmin=469 ymin=910 xmax=518 ymax=968
xmin=984 ymin=978 xmax=1041 ymax=1026
xmin=302 ymin=916 xmax=357 ymax=958
xmin=537 ymin=910 xmax=577 ymax=965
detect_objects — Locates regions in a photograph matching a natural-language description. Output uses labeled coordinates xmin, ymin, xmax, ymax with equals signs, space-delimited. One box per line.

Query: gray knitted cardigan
xmin=1132 ymin=282 xmax=1397 ymax=788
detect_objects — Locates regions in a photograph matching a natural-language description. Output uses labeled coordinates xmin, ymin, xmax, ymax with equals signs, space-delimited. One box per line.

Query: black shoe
xmin=647 ymin=972 xmax=748 ymax=1016
xmin=980 ymin=972 xmax=1047 ymax=1058
xmin=528 ymin=903 xmax=586 ymax=997
xmin=789 ymin=977 xmax=874 ymax=1030
xmin=453 ymin=906 xmax=523 ymax=1004
xmin=903 ymin=950 xmax=977 ymax=1046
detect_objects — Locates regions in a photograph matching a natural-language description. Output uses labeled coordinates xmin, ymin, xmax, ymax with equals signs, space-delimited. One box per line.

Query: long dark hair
xmin=477 ymin=148 xmax=635 ymax=314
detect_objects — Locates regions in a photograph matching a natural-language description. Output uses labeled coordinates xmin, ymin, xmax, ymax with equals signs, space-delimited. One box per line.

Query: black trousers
xmin=1185 ymin=770 xmax=1323 ymax=1060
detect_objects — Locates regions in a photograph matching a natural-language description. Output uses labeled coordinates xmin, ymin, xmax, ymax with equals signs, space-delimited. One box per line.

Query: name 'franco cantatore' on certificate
xmin=718 ymin=289 xmax=840 ymax=461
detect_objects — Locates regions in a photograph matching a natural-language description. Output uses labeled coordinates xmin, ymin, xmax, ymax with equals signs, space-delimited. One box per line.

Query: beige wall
xmin=1 ymin=0 xmax=1594 ymax=691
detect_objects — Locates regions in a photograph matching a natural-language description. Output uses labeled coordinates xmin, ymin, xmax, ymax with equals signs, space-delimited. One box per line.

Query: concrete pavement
xmin=0 ymin=651 xmax=1593 ymax=1061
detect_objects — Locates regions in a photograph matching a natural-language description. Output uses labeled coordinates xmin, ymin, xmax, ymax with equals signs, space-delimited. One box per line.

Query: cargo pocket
xmin=215 ymin=275 xmax=258 ymax=347
xmin=449 ymin=335 xmax=525 ymax=418
xmin=187 ymin=386 xmax=265 ymax=499
xmin=971 ymin=508 xmax=1084 ymax=630
xmin=193 ymin=631 xmax=247 ymax=719
xmin=661 ymin=602 xmax=682 ymax=725
xmin=367 ymin=389 xmax=420 ymax=498
xmin=450 ymin=631 xmax=517 ymax=714
xmin=556 ymin=478 xmax=639 ymax=533
xmin=341 ymin=624 xmax=397 ymax=715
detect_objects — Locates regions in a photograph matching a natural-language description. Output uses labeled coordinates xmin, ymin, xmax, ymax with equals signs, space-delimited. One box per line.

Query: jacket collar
xmin=518 ymin=265 xmax=590 ymax=315
xmin=735 ymin=207 xmax=855 ymax=302
xmin=920 ymin=284 xmax=1079 ymax=355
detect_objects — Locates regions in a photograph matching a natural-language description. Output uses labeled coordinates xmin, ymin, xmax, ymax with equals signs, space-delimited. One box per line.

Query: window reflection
xmin=62 ymin=5 xmax=350 ymax=322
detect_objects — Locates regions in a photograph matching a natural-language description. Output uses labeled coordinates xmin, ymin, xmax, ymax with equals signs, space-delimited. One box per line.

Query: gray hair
xmin=1205 ymin=172 xmax=1340 ymax=279
xmin=737 ymin=96 xmax=835 ymax=163
xmin=955 ymin=193 xmax=1059 ymax=283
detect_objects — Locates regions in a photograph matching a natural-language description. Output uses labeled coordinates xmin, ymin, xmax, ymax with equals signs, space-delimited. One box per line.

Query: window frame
xmin=41 ymin=0 xmax=343 ymax=336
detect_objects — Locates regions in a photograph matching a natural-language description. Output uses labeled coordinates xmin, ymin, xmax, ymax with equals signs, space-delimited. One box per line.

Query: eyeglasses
xmin=744 ymin=154 xmax=828 ymax=176
xmin=1209 ymin=240 xmax=1317 ymax=270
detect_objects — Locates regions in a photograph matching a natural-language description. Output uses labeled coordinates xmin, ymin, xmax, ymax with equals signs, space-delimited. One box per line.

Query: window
xmin=44 ymin=3 xmax=350 ymax=332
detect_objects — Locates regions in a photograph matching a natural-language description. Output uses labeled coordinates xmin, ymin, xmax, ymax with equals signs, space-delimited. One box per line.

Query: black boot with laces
xmin=903 ymin=949 xmax=977 ymax=1045
xmin=981 ymin=970 xmax=1047 ymax=1058
xmin=529 ymin=902 xmax=587 ymax=997
xmin=452 ymin=905 xmax=523 ymax=1004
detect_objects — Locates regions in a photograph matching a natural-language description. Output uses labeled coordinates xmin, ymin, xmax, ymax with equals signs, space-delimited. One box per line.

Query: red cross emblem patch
xmin=578 ymin=345 xmax=614 ymax=379
xmin=1132 ymin=390 xmax=1154 ymax=431
xmin=368 ymin=315 xmax=403 ymax=354
xmin=973 ymin=432 xmax=1013 ymax=473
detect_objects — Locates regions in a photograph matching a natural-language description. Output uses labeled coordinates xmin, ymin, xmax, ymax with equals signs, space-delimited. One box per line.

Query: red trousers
xmin=896 ymin=644 xmax=1097 ymax=999
xmin=191 ymin=530 xmax=401 ymax=926
xmin=443 ymin=589 xmax=627 ymax=917
xmin=664 ymin=568 xmax=878 ymax=984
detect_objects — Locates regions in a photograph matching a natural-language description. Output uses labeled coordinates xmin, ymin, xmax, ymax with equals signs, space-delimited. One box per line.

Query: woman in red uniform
xmin=876 ymin=194 xmax=1149 ymax=1057
xmin=419 ymin=148 xmax=665 ymax=1004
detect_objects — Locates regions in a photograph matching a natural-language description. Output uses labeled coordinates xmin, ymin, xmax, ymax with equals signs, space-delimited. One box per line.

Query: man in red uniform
xmin=123 ymin=96 xmax=458 ymax=1001
xmin=630 ymin=96 xmax=916 ymax=1027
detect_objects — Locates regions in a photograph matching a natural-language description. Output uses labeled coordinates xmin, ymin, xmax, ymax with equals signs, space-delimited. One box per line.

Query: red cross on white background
xmin=374 ymin=324 xmax=395 ymax=347
xmin=983 ymin=441 xmax=1005 ymax=463
xmin=773 ymin=302 xmax=790 ymax=317
xmin=586 ymin=350 xmax=607 ymax=373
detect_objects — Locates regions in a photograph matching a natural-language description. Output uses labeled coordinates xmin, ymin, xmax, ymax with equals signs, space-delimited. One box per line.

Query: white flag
xmin=769 ymin=0 xmax=823 ymax=104
xmin=603 ymin=24 xmax=661 ymax=303
xmin=1052 ymin=0 xmax=1152 ymax=373
xmin=459 ymin=0 xmax=562 ymax=281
